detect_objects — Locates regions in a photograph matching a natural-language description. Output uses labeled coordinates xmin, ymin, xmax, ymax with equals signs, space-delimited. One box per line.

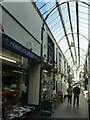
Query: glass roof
xmin=34 ymin=0 xmax=90 ymax=67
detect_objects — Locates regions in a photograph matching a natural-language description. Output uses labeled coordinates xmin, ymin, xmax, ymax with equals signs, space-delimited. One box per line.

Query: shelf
xmin=2 ymin=90 xmax=20 ymax=118
xmin=0 ymin=90 xmax=19 ymax=95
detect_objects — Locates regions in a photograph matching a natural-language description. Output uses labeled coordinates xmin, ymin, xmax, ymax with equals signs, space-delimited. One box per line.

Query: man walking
xmin=67 ymin=84 xmax=73 ymax=105
xmin=73 ymin=83 xmax=80 ymax=107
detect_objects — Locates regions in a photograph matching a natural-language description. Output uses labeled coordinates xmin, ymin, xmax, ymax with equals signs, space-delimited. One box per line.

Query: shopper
xmin=73 ymin=83 xmax=80 ymax=107
xmin=67 ymin=84 xmax=73 ymax=105
xmin=63 ymin=77 xmax=69 ymax=101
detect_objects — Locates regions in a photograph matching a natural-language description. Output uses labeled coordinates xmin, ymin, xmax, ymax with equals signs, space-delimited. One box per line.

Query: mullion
xmin=42 ymin=4 xmax=56 ymax=15
xmin=53 ymin=26 xmax=63 ymax=35
xmin=49 ymin=19 xmax=61 ymax=29
xmin=47 ymin=14 xmax=60 ymax=25
xmin=38 ymin=0 xmax=51 ymax=10
xmin=35 ymin=0 xmax=40 ymax=3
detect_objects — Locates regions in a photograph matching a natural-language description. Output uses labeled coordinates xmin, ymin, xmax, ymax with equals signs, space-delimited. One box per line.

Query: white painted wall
xmin=2 ymin=2 xmax=42 ymax=43
xmin=1 ymin=1 xmax=68 ymax=106
xmin=28 ymin=62 xmax=40 ymax=105
xmin=2 ymin=7 xmax=41 ymax=56
xmin=2 ymin=1 xmax=66 ymax=64
xmin=2 ymin=2 xmax=43 ymax=57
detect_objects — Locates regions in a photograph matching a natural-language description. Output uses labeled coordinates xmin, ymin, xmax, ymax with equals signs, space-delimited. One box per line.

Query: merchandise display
xmin=2 ymin=65 xmax=30 ymax=119
xmin=2 ymin=89 xmax=20 ymax=119
xmin=41 ymin=71 xmax=54 ymax=116
xmin=5 ymin=106 xmax=35 ymax=120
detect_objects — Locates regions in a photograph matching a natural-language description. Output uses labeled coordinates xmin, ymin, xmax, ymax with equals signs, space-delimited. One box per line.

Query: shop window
xmin=47 ymin=35 xmax=54 ymax=64
xmin=2 ymin=48 xmax=29 ymax=118
xmin=59 ymin=53 xmax=61 ymax=72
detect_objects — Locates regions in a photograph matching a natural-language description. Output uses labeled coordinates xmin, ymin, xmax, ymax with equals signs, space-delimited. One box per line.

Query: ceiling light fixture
xmin=13 ymin=70 xmax=23 ymax=74
xmin=0 ymin=56 xmax=16 ymax=63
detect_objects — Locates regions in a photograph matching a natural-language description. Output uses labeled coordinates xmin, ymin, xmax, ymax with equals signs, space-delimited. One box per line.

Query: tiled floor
xmin=51 ymin=94 xmax=88 ymax=118
xmin=28 ymin=94 xmax=89 ymax=119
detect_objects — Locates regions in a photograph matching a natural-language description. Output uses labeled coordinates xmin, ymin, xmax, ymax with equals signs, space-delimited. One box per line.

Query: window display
xmin=41 ymin=71 xmax=53 ymax=101
xmin=2 ymin=63 xmax=29 ymax=119
xmin=2 ymin=66 xmax=22 ymax=118
xmin=1 ymin=48 xmax=29 ymax=119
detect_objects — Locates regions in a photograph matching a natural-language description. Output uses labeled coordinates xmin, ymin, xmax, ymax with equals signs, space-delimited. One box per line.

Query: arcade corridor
xmin=0 ymin=0 xmax=90 ymax=119
xmin=28 ymin=93 xmax=89 ymax=119
xmin=51 ymin=94 xmax=88 ymax=118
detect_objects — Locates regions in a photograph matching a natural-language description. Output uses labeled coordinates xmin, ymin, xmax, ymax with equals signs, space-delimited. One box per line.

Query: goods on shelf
xmin=58 ymin=91 xmax=63 ymax=103
xmin=1 ymin=89 xmax=20 ymax=119
xmin=5 ymin=106 xmax=35 ymax=120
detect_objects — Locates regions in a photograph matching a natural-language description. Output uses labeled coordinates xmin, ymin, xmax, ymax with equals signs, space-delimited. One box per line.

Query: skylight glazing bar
xmin=78 ymin=10 xmax=90 ymax=15
xmin=35 ymin=0 xmax=40 ymax=3
xmin=56 ymin=0 xmax=74 ymax=64
xmin=79 ymin=24 xmax=89 ymax=29
xmin=78 ymin=4 xmax=90 ymax=9
xmin=38 ymin=0 xmax=51 ymax=10
xmin=79 ymin=28 xmax=88 ymax=32
xmin=71 ymin=10 xmax=90 ymax=15
xmin=76 ymin=2 xmax=80 ymax=66
xmin=55 ymin=31 xmax=64 ymax=38
xmin=78 ymin=16 xmax=90 ymax=21
xmin=79 ymin=21 xmax=89 ymax=25
xmin=49 ymin=19 xmax=61 ymax=29
xmin=53 ymin=26 xmax=63 ymax=35
xmin=48 ymin=9 xmax=57 ymax=18
xmin=67 ymin=2 xmax=77 ymax=65
xmin=42 ymin=4 xmax=56 ymax=15
xmin=47 ymin=14 xmax=59 ymax=25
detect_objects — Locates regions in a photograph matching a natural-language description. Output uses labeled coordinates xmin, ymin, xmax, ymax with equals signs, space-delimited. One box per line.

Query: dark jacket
xmin=73 ymin=86 xmax=80 ymax=96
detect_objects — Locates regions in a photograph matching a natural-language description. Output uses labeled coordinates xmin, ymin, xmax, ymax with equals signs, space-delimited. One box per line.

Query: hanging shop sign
xmin=67 ymin=66 xmax=71 ymax=77
xmin=2 ymin=34 xmax=41 ymax=63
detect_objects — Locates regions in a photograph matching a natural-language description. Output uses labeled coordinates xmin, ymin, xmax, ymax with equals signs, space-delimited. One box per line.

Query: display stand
xmin=1 ymin=90 xmax=20 ymax=119
xmin=4 ymin=106 xmax=35 ymax=120
xmin=41 ymin=76 xmax=53 ymax=116
xmin=41 ymin=100 xmax=52 ymax=116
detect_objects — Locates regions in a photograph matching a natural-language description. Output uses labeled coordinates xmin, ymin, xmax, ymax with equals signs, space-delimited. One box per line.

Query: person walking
xmin=73 ymin=83 xmax=80 ymax=107
xmin=67 ymin=84 xmax=73 ymax=105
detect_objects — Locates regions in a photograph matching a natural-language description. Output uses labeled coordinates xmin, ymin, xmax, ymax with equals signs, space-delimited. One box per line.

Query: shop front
xmin=1 ymin=34 xmax=41 ymax=118
xmin=40 ymin=61 xmax=54 ymax=116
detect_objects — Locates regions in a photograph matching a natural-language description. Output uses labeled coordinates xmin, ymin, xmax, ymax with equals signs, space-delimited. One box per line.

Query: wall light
xmin=43 ymin=70 xmax=48 ymax=73
xmin=13 ymin=70 xmax=23 ymax=74
xmin=0 ymin=56 xmax=17 ymax=63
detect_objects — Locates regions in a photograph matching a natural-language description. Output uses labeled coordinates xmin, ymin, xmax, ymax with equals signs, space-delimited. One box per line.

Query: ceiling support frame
xmin=56 ymin=0 xmax=74 ymax=64
xmin=67 ymin=2 xmax=77 ymax=65
xmin=76 ymin=2 xmax=80 ymax=66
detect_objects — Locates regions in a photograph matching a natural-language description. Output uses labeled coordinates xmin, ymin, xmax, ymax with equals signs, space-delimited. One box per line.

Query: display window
xmin=1 ymin=47 xmax=29 ymax=118
xmin=1 ymin=34 xmax=41 ymax=119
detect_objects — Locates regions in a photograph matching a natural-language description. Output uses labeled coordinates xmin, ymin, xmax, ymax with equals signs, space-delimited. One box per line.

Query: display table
xmin=5 ymin=106 xmax=35 ymax=120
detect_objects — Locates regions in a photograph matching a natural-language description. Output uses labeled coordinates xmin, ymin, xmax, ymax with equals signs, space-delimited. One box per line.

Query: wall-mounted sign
xmin=2 ymin=34 xmax=41 ymax=63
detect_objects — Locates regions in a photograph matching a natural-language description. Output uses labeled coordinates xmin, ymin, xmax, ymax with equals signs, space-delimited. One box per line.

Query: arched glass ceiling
xmin=33 ymin=0 xmax=90 ymax=67
xmin=64 ymin=47 xmax=86 ymax=62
